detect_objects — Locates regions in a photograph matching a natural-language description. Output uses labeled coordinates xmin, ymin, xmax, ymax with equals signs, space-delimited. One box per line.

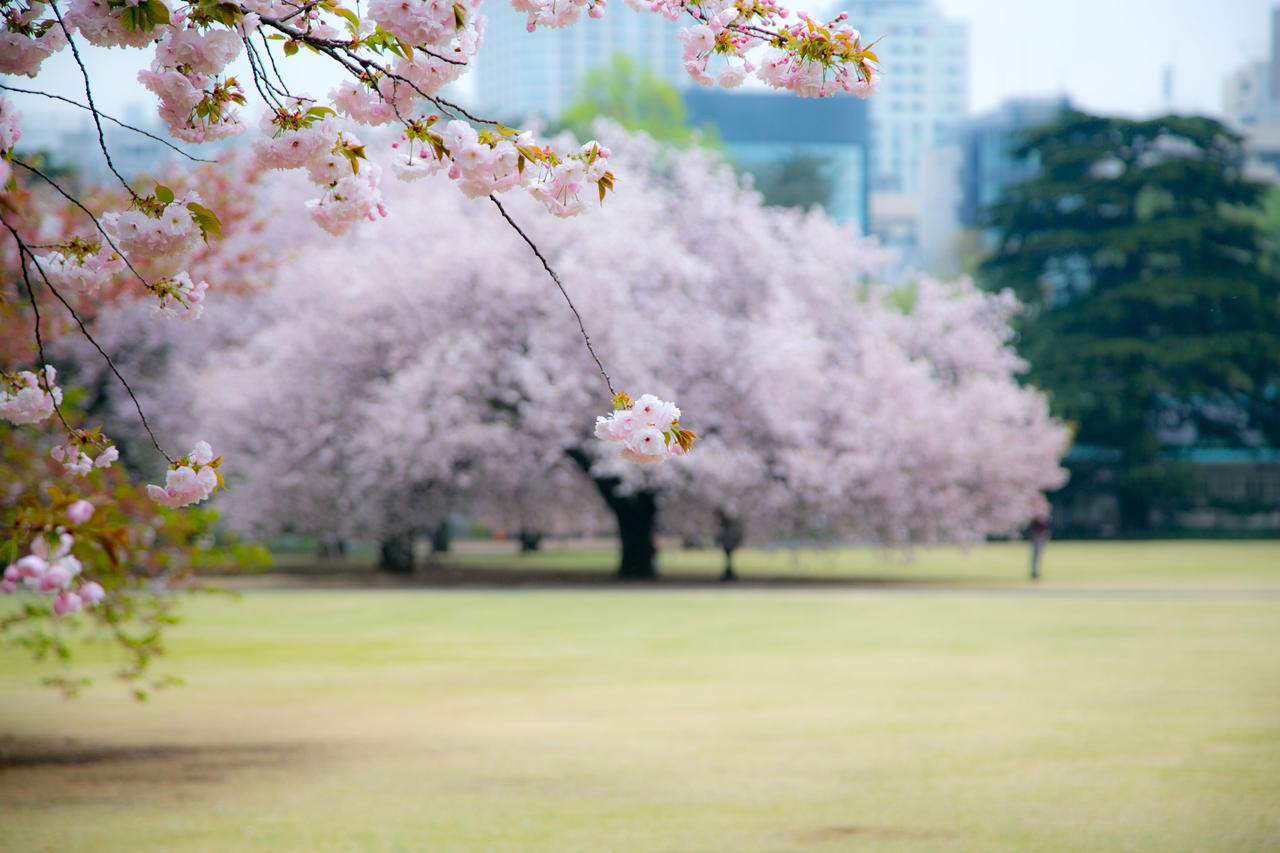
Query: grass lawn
xmin=1 ymin=543 xmax=1278 ymax=852
xmin=273 ymin=538 xmax=1280 ymax=589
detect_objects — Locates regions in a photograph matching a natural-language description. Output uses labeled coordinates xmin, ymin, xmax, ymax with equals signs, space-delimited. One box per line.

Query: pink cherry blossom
xmin=78 ymin=581 xmax=106 ymax=606
xmin=67 ymin=500 xmax=95 ymax=526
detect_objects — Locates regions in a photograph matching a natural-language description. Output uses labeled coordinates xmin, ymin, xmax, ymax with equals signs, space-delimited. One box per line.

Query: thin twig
xmin=49 ymin=4 xmax=138 ymax=200
xmin=256 ymin=29 xmax=294 ymax=98
xmin=488 ymin=196 xmax=615 ymax=398
xmin=0 ymin=85 xmax=215 ymax=164
xmin=243 ymin=37 xmax=287 ymax=111
xmin=2 ymin=217 xmax=175 ymax=464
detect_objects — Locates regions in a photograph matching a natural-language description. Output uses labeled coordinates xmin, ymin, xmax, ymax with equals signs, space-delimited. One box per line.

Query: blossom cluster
xmin=511 ymin=0 xmax=606 ymax=31
xmin=0 ymin=0 xmax=66 ymax=78
xmin=51 ymin=431 xmax=120 ymax=476
xmin=31 ymin=235 xmax=125 ymax=293
xmin=253 ymin=105 xmax=389 ymax=234
xmin=101 ymin=192 xmax=205 ymax=275
xmin=2 ymin=505 xmax=107 ymax=617
xmin=146 ymin=441 xmax=223 ymax=508
xmin=0 ymin=92 xmax=20 ymax=185
xmin=136 ymin=6 xmax=253 ymax=142
xmin=595 ymin=391 xmax=697 ymax=464
xmin=392 ymin=117 xmax=614 ymax=217
xmin=1 ymin=366 xmax=62 ymax=425
xmin=632 ymin=0 xmax=881 ymax=98
xmin=63 ymin=0 xmax=164 ymax=50
xmin=756 ymin=13 xmax=881 ymax=98
xmin=369 ymin=0 xmax=482 ymax=50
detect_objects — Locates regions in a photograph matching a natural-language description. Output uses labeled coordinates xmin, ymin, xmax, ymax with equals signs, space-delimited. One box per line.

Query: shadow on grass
xmin=200 ymin=562 xmax=975 ymax=590
xmin=0 ymin=734 xmax=323 ymax=806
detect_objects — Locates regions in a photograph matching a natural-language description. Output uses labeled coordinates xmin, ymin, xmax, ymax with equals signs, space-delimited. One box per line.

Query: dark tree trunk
xmin=518 ymin=528 xmax=543 ymax=553
xmin=317 ymin=534 xmax=346 ymax=560
xmin=378 ymin=533 xmax=414 ymax=573
xmin=430 ymin=521 xmax=451 ymax=554
xmin=715 ymin=510 xmax=744 ymax=583
xmin=567 ymin=448 xmax=659 ymax=579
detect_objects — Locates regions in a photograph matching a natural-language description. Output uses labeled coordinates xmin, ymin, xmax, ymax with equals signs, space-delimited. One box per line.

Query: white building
xmin=1222 ymin=6 xmax=1280 ymax=186
xmin=1223 ymin=7 xmax=1280 ymax=127
xmin=471 ymin=5 xmax=685 ymax=121
xmin=838 ymin=0 xmax=968 ymax=195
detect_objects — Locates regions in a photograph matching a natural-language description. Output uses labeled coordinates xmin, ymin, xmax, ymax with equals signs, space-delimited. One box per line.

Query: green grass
xmin=1 ymin=543 xmax=1279 ymax=852
xmin=335 ymin=538 xmax=1280 ymax=588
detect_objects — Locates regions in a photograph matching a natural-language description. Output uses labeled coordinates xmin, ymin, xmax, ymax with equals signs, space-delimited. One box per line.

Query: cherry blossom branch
xmin=12 ymin=227 xmax=176 ymax=464
xmin=10 ymin=158 xmax=151 ymax=290
xmin=488 ymin=195 xmax=616 ymax=398
xmin=0 ymin=85 xmax=215 ymax=164
xmin=48 ymin=2 xmax=139 ymax=201
xmin=2 ymin=214 xmax=174 ymax=463
xmin=2 ymin=217 xmax=77 ymax=437
xmin=252 ymin=14 xmax=495 ymax=128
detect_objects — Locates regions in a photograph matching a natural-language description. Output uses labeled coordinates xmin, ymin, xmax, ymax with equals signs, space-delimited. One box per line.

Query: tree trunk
xmin=378 ymin=533 xmax=415 ymax=573
xmin=567 ymin=448 xmax=658 ymax=579
xmin=430 ymin=521 xmax=451 ymax=554
xmin=714 ymin=510 xmax=744 ymax=582
xmin=518 ymin=528 xmax=543 ymax=553
xmin=720 ymin=548 xmax=738 ymax=582
xmin=316 ymin=534 xmax=346 ymax=561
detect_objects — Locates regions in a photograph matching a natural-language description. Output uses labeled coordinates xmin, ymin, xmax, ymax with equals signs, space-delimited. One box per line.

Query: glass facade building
xmin=471 ymin=4 xmax=685 ymax=121
xmin=684 ymin=90 xmax=870 ymax=232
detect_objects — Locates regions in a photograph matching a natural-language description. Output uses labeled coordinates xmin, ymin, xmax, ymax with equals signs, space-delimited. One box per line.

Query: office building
xmin=838 ymin=0 xmax=968 ymax=195
xmin=471 ymin=4 xmax=685 ymax=121
xmin=684 ymin=89 xmax=870 ymax=232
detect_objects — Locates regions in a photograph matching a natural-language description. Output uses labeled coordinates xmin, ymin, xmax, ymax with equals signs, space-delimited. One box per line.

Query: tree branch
xmin=2 ymin=217 xmax=175 ymax=464
xmin=48 ymin=3 xmax=139 ymax=200
xmin=488 ymin=196 xmax=616 ymax=398
xmin=0 ymin=85 xmax=215 ymax=164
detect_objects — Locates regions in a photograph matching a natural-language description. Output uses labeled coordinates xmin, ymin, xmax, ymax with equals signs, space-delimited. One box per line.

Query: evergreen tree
xmin=979 ymin=111 xmax=1280 ymax=529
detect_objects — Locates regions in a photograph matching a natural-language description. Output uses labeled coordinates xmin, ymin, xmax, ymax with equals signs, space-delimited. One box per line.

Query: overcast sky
xmin=11 ymin=0 xmax=1278 ymax=122
xmin=933 ymin=0 xmax=1275 ymax=117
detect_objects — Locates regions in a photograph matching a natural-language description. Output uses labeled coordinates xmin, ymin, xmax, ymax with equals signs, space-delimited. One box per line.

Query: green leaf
xmin=186 ymin=201 xmax=223 ymax=240
xmin=154 ymin=183 xmax=175 ymax=204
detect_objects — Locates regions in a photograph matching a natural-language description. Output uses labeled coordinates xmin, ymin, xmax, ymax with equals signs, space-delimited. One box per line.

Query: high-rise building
xmin=911 ymin=96 xmax=1069 ymax=275
xmin=471 ymin=4 xmax=685 ymax=121
xmin=1222 ymin=6 xmax=1280 ymax=185
xmin=1223 ymin=7 xmax=1280 ymax=127
xmin=838 ymin=0 xmax=968 ymax=195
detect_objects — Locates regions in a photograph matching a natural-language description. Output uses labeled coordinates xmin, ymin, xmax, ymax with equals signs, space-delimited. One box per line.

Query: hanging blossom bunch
xmin=50 ymin=427 xmax=121 ymax=476
xmin=595 ymin=391 xmax=698 ymax=464
xmin=146 ymin=440 xmax=224 ymax=508
xmin=2 ymin=503 xmax=107 ymax=617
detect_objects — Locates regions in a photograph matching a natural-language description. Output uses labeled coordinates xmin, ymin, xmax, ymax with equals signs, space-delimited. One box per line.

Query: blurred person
xmin=1028 ymin=514 xmax=1051 ymax=581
